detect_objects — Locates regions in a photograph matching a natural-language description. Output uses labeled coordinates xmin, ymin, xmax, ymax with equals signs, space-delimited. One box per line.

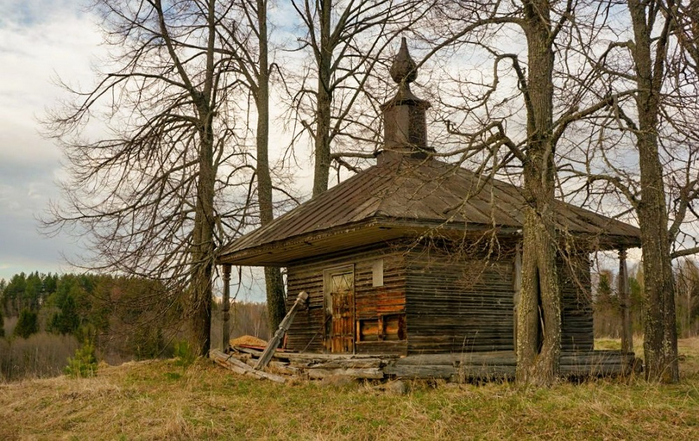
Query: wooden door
xmin=327 ymin=269 xmax=355 ymax=353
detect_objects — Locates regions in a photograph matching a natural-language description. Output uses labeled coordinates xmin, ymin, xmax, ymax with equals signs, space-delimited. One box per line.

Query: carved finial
xmin=379 ymin=37 xmax=433 ymax=161
xmin=390 ymin=37 xmax=417 ymax=84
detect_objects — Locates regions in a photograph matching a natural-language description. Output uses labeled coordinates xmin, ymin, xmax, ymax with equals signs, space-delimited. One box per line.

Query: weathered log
xmin=384 ymin=364 xmax=456 ymax=379
xmin=303 ymin=359 xmax=385 ymax=369
xmin=306 ymin=367 xmax=384 ymax=380
xmin=231 ymin=346 xmax=264 ymax=357
xmin=559 ymin=351 xmax=633 ymax=364
xmin=210 ymin=349 xmax=286 ymax=383
xmin=394 ymin=351 xmax=517 ymax=367
xmin=455 ymin=364 xmax=515 ymax=379
xmin=559 ymin=364 xmax=630 ymax=376
xmin=266 ymin=361 xmax=302 ymax=376
xmin=275 ymin=352 xmax=393 ymax=362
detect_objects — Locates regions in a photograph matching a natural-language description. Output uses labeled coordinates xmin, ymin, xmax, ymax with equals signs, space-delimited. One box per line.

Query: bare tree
xmin=418 ymin=0 xmax=621 ymax=385
xmin=625 ymin=0 xmax=680 ymax=382
xmin=559 ymin=0 xmax=699 ymax=382
xmin=289 ymin=0 xmax=424 ymax=196
xmin=664 ymin=1 xmax=699 ymax=260
xmin=216 ymin=0 xmax=287 ymax=330
xmin=43 ymin=0 xmax=260 ymax=356
xmin=549 ymin=0 xmax=699 ymax=382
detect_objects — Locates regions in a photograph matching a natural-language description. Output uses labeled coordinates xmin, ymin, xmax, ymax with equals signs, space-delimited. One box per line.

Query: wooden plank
xmin=276 ymin=352 xmax=394 ymax=362
xmin=232 ymin=346 xmax=263 ymax=357
xmin=266 ymin=361 xmax=302 ymax=376
xmin=454 ymin=365 xmax=516 ymax=380
xmin=210 ymin=349 xmax=286 ymax=383
xmin=307 ymin=368 xmax=384 ymax=380
xmin=303 ymin=359 xmax=385 ymax=369
xmin=559 ymin=364 xmax=629 ymax=376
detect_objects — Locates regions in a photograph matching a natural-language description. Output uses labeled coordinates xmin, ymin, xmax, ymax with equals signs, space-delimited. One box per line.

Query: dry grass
xmin=2 ymin=340 xmax=699 ymax=440
xmin=0 ymin=333 xmax=80 ymax=381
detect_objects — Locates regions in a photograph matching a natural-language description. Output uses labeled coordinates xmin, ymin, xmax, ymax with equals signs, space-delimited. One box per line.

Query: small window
xmin=372 ymin=259 xmax=384 ymax=287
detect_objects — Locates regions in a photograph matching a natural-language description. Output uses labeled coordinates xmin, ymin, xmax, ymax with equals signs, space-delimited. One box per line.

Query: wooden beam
xmin=513 ymin=242 xmax=522 ymax=349
xmin=255 ymin=291 xmax=309 ymax=370
xmin=618 ymin=249 xmax=633 ymax=355
xmin=222 ymin=264 xmax=232 ymax=352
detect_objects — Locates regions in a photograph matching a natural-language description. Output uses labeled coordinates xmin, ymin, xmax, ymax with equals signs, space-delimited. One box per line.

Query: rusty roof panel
xmin=219 ymin=156 xmax=641 ymax=265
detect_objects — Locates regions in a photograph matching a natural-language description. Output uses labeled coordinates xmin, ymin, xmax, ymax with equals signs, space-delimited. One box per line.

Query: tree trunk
xmin=627 ymin=0 xmax=679 ymax=383
xmin=312 ymin=0 xmax=333 ymax=197
xmin=190 ymin=112 xmax=215 ymax=356
xmin=256 ymin=0 xmax=287 ymax=331
xmin=187 ymin=0 xmax=218 ymax=357
xmin=515 ymin=0 xmax=561 ymax=386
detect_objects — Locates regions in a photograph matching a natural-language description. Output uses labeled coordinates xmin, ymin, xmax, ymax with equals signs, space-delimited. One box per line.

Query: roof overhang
xmin=217 ymin=216 xmax=640 ymax=267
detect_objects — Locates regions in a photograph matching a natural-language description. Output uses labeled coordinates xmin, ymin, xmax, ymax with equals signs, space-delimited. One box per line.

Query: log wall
xmin=285 ymin=246 xmax=408 ymax=355
xmin=559 ymin=254 xmax=594 ymax=351
xmin=285 ymin=241 xmax=594 ymax=356
xmin=404 ymin=246 xmax=516 ymax=354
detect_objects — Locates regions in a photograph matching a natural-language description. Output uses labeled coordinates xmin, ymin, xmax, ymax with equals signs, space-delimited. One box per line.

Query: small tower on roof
xmin=380 ymin=38 xmax=434 ymax=161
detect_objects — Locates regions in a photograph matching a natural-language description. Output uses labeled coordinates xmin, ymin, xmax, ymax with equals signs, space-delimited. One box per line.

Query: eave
xmin=217 ymin=215 xmax=640 ymax=267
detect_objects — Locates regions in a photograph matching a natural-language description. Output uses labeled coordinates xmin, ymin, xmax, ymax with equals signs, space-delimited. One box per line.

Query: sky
xmin=0 ymin=1 xmax=298 ymax=302
xmin=0 ymin=0 xmax=102 ymax=281
xmin=0 ymin=1 xmax=655 ymax=289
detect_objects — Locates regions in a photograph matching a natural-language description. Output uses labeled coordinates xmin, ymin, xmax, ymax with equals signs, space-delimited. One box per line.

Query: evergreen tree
xmin=14 ymin=308 xmax=38 ymax=339
xmin=50 ymin=293 xmax=80 ymax=335
xmin=4 ymin=273 xmax=27 ymax=315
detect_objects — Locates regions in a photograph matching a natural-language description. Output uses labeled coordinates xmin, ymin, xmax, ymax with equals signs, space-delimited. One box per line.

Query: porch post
xmin=222 ymin=264 xmax=232 ymax=352
xmin=618 ymin=249 xmax=633 ymax=355
xmin=513 ymin=242 xmax=522 ymax=350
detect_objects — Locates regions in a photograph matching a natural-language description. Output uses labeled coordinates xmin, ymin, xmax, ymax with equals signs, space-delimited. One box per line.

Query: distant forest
xmin=0 ymin=272 xmax=269 ymax=381
xmin=593 ymin=259 xmax=699 ymax=340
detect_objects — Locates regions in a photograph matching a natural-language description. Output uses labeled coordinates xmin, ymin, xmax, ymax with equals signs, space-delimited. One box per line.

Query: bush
xmin=132 ymin=327 xmax=167 ymax=360
xmin=64 ymin=342 xmax=98 ymax=378
xmin=173 ymin=340 xmax=196 ymax=368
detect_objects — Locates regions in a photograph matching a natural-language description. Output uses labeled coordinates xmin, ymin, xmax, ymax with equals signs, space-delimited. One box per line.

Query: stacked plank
xmin=222 ymin=345 xmax=397 ymax=380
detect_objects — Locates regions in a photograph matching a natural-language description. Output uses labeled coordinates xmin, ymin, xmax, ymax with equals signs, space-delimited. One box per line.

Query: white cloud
xmin=0 ymin=0 xmax=103 ymax=281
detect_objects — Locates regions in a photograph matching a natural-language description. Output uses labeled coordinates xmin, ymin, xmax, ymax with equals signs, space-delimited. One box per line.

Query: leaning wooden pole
xmin=255 ymin=291 xmax=308 ymax=370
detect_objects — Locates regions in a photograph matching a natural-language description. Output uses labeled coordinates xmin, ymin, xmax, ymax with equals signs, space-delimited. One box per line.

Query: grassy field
xmin=2 ymin=339 xmax=699 ymax=440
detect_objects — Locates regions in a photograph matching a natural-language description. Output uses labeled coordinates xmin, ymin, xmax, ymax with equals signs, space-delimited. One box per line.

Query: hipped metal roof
xmin=218 ymin=154 xmax=641 ymax=267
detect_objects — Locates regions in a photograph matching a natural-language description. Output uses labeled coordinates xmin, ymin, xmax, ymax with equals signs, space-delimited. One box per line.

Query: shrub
xmin=133 ymin=327 xmax=167 ymax=360
xmin=64 ymin=342 xmax=98 ymax=378
xmin=173 ymin=340 xmax=196 ymax=368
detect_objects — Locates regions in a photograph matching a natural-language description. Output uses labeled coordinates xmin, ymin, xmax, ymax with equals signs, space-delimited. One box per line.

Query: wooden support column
xmin=618 ymin=249 xmax=633 ymax=355
xmin=222 ymin=264 xmax=232 ymax=352
xmin=513 ymin=242 xmax=522 ymax=349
